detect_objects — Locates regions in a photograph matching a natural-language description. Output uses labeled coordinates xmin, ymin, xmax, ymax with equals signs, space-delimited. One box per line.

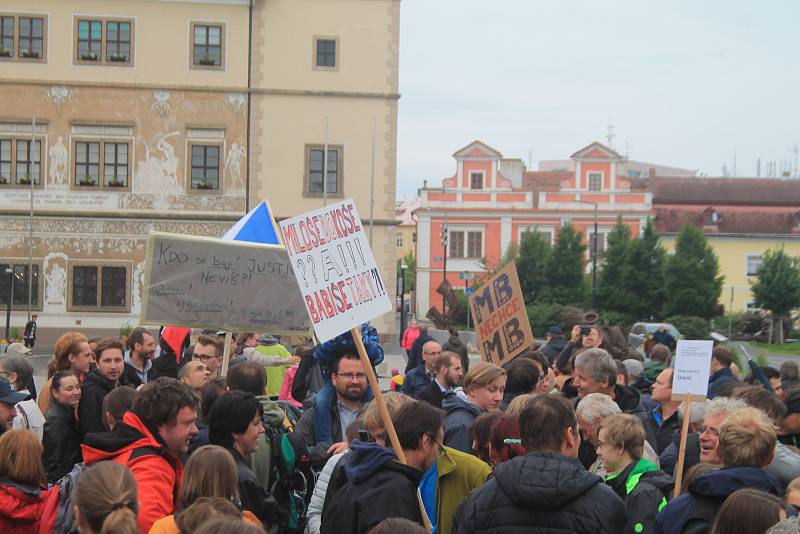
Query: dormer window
xmin=470 ymin=171 xmax=484 ymax=190
xmin=588 ymin=173 xmax=602 ymax=191
xmin=704 ymin=208 xmax=720 ymax=226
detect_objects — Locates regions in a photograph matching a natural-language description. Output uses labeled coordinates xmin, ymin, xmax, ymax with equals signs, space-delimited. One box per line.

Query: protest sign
xmin=672 ymin=340 xmax=714 ymax=400
xmin=670 ymin=339 xmax=714 ymax=496
xmin=468 ymin=261 xmax=534 ymax=366
xmin=140 ymin=232 xmax=312 ymax=336
xmin=278 ymin=199 xmax=392 ymax=342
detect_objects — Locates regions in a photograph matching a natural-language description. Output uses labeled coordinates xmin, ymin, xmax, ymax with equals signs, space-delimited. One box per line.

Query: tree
xmin=596 ymin=217 xmax=633 ymax=313
xmin=663 ymin=223 xmax=724 ymax=318
xmin=541 ymin=222 xmax=587 ymax=306
xmin=622 ymin=219 xmax=667 ymax=320
xmin=397 ymin=252 xmax=416 ymax=293
xmin=516 ymin=231 xmax=551 ymax=304
xmin=751 ymin=247 xmax=800 ymax=344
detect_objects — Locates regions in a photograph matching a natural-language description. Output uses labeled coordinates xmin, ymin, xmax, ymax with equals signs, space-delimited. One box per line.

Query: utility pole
xmin=440 ymin=214 xmax=448 ymax=317
xmin=606 ymin=121 xmax=615 ymax=148
xmin=27 ymin=114 xmax=34 ymax=322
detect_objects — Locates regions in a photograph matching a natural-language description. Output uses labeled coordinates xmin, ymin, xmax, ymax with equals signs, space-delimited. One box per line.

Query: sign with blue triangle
xmin=223 ymin=200 xmax=282 ymax=245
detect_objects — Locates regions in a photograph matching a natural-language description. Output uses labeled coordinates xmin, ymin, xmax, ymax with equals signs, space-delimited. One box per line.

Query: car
xmin=628 ymin=322 xmax=682 ymax=356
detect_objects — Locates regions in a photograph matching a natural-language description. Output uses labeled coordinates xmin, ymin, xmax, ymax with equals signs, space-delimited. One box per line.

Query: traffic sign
xmin=465 ymin=287 xmax=474 ymax=296
xmin=459 ymin=271 xmax=475 ymax=281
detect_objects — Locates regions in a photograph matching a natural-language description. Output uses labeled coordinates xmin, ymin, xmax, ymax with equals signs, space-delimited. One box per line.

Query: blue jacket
xmin=443 ymin=393 xmax=481 ymax=454
xmin=655 ymin=467 xmax=781 ymax=534
xmin=402 ymin=363 xmax=433 ymax=398
xmin=707 ymin=367 xmax=739 ymax=399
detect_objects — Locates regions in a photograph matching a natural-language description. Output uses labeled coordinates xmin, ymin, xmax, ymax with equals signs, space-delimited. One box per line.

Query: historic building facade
xmin=0 ymin=0 xmax=401 ymax=343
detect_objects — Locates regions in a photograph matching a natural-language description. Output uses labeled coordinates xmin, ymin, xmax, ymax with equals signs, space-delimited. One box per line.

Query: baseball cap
xmin=0 ymin=377 xmax=31 ymax=405
xmin=5 ymin=342 xmax=32 ymax=356
xmin=623 ymin=359 xmax=644 ymax=379
xmin=548 ymin=326 xmax=562 ymax=336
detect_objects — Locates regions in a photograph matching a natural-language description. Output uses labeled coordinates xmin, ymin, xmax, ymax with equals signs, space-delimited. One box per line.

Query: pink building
xmin=414 ymin=140 xmax=655 ymax=319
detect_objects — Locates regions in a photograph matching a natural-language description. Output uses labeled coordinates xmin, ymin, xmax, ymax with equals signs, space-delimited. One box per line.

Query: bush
xmin=599 ymin=311 xmax=636 ymax=331
xmin=663 ymin=315 xmax=711 ymax=340
xmin=526 ymin=303 xmax=568 ymax=338
xmin=119 ymin=322 xmax=133 ymax=339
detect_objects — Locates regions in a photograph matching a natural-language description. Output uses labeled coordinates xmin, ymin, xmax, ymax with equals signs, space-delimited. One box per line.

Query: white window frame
xmin=396 ymin=233 xmax=403 ymax=247
xmin=745 ymin=254 xmax=763 ymax=277
xmin=745 ymin=301 xmax=763 ymax=313
xmin=587 ymin=171 xmax=603 ymax=191
xmin=448 ymin=225 xmax=485 ymax=259
xmin=518 ymin=225 xmax=554 ymax=246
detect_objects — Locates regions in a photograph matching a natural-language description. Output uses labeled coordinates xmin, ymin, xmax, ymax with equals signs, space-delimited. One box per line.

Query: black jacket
xmin=406 ymin=333 xmax=434 ymax=373
xmin=541 ymin=336 xmax=567 ymax=365
xmin=443 ymin=335 xmax=470 ymax=373
xmin=42 ymin=399 xmax=83 ymax=483
xmin=416 ymin=380 xmax=447 ymax=409
xmin=122 ymin=360 xmax=156 ymax=388
xmin=321 ymin=441 xmax=423 ymax=534
xmin=606 ymin=458 xmax=673 ymax=534
xmin=78 ymin=367 xmax=122 ymax=436
xmin=455 ymin=452 xmax=628 ymax=534
xmin=659 ymin=431 xmax=701 ymax=478
xmin=640 ymin=406 xmax=681 ymax=455
xmin=228 ymin=447 xmax=280 ymax=526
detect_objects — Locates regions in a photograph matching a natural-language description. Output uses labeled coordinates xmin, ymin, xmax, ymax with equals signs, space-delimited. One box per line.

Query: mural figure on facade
xmin=48 ymin=136 xmax=68 ymax=187
xmin=151 ymin=90 xmax=172 ymax=117
xmin=136 ymin=131 xmax=183 ymax=196
xmin=225 ymin=142 xmax=247 ymax=192
xmin=45 ymin=262 xmax=66 ymax=305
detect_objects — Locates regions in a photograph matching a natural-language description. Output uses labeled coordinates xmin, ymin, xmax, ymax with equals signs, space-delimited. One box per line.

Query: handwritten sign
xmin=672 ymin=340 xmax=714 ymax=399
xmin=468 ymin=261 xmax=534 ymax=366
xmin=279 ymin=199 xmax=392 ymax=342
xmin=140 ymin=232 xmax=312 ymax=335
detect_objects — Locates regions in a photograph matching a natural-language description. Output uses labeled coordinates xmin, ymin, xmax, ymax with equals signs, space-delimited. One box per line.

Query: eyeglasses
xmin=699 ymin=426 xmax=719 ymax=437
xmin=335 ymin=372 xmax=367 ymax=381
xmin=194 ymin=354 xmax=221 ymax=363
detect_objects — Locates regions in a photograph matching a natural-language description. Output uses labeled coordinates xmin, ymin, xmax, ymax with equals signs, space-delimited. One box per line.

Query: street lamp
xmin=576 ymin=200 xmax=599 ymax=310
xmin=399 ymin=263 xmax=408 ymax=343
xmin=4 ymin=267 xmax=15 ymax=341
xmin=440 ymin=216 xmax=448 ymax=316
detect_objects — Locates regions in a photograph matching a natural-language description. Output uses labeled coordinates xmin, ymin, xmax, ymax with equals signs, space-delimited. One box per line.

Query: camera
xmin=580 ymin=325 xmax=593 ymax=337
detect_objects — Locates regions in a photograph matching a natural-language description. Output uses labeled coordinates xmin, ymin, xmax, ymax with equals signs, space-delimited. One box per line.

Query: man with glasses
xmin=192 ymin=334 xmax=224 ymax=378
xmin=402 ymin=340 xmax=442 ymax=398
xmin=297 ymin=352 xmax=369 ymax=465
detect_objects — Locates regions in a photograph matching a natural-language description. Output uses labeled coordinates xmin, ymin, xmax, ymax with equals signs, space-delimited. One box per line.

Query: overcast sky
xmin=395 ymin=0 xmax=800 ymax=197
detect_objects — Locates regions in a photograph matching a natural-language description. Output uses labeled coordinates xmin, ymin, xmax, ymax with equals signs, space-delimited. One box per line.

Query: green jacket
xmin=606 ymin=457 xmax=673 ymax=534
xmin=249 ymin=396 xmax=291 ymax=488
xmin=436 ymin=446 xmax=491 ymax=534
xmin=256 ymin=343 xmax=292 ymax=397
xmin=643 ymin=360 xmax=667 ymax=382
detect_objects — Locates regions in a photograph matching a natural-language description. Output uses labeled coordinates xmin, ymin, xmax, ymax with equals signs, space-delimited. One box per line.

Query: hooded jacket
xmin=428 ymin=446 xmax=491 ymax=534
xmin=320 ymin=441 xmax=423 ymax=534
xmin=0 ymin=478 xmax=52 ymax=534
xmin=606 ymin=458 xmax=673 ymax=534
xmin=443 ymin=393 xmax=482 ymax=454
xmin=81 ymin=411 xmax=183 ymax=533
xmin=78 ymin=366 xmax=124 ymax=436
xmin=455 ymin=452 xmax=628 ymax=534
xmin=42 ymin=399 xmax=82 ymax=484
xmin=655 ymin=466 xmax=782 ymax=534
xmin=541 ymin=335 xmax=567 ymax=365
xmin=443 ymin=335 xmax=470 ymax=373
xmin=707 ymin=367 xmax=740 ymax=399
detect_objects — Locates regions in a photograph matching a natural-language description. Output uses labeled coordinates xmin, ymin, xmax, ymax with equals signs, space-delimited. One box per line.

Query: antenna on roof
xmin=624 ymin=142 xmax=630 ymax=160
xmin=756 ymin=158 xmax=761 ymax=178
xmin=790 ymin=145 xmax=798 ymax=178
xmin=606 ymin=121 xmax=615 ymax=148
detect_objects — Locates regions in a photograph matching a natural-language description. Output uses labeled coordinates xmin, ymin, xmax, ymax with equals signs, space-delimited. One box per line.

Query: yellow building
xmin=0 ymin=0 xmax=401 ymax=342
xmin=395 ymin=197 xmax=418 ymax=261
xmin=653 ymin=177 xmax=800 ymax=313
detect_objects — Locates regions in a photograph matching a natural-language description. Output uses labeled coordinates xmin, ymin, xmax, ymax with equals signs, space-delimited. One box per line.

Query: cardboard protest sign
xmin=671 ymin=340 xmax=714 ymax=400
xmin=468 ymin=261 xmax=534 ymax=366
xmin=279 ymin=199 xmax=392 ymax=342
xmin=140 ymin=232 xmax=312 ymax=335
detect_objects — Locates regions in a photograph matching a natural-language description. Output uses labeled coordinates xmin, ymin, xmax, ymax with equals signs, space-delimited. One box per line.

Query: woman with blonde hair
xmin=148 ymin=445 xmax=262 ymax=533
xmin=73 ymin=461 xmax=138 ymax=534
xmin=39 ymin=331 xmax=93 ymax=412
xmin=0 ymin=429 xmax=53 ymax=533
xmin=443 ymin=361 xmax=506 ymax=454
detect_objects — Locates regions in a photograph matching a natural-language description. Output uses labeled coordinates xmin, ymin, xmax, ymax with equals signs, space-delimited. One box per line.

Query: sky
xmin=395 ymin=0 xmax=800 ymax=197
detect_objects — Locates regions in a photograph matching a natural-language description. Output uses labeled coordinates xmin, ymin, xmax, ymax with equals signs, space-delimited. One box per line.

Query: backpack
xmin=39 ymin=462 xmax=86 ymax=534
xmin=256 ymin=399 xmax=317 ymax=534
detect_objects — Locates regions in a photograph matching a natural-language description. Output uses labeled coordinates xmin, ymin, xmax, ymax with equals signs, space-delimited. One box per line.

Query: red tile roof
xmin=651 ymin=177 xmax=800 ymax=205
xmin=654 ymin=207 xmax=800 ymax=235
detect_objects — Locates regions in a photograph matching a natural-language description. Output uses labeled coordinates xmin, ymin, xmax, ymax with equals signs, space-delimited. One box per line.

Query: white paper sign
xmin=278 ymin=199 xmax=392 ymax=342
xmin=672 ymin=339 xmax=714 ymax=399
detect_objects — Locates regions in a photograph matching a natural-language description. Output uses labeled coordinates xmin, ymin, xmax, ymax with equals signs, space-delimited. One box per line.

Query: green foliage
xmin=499 ymin=242 xmax=519 ymax=269
xmin=599 ymin=311 xmax=636 ymax=332
xmin=622 ymin=219 xmax=667 ymax=319
xmin=663 ymin=223 xmax=724 ymax=318
xmin=525 ymin=303 xmax=589 ymax=337
xmin=663 ymin=315 xmax=711 ymax=340
xmin=541 ymin=222 xmax=587 ymax=306
xmin=119 ymin=322 xmax=133 ymax=339
xmin=516 ymin=230 xmax=552 ymax=305
xmin=750 ymin=341 xmax=800 ymax=355
xmin=597 ymin=218 xmax=634 ymax=313
xmin=751 ymin=246 xmax=800 ymax=318
xmin=397 ymin=252 xmax=416 ymax=293
xmin=451 ymin=290 xmax=470 ymax=327
xmin=7 ymin=327 xmax=20 ymax=341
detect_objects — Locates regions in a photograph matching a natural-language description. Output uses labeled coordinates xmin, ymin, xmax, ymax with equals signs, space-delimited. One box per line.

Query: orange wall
xmin=461 ymin=160 xmax=493 ymax=188
xmin=581 ymin=161 xmax=610 ymax=189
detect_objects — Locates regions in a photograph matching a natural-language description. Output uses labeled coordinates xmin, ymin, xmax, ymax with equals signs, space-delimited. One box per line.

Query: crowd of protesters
xmin=2 ymin=320 xmax=800 ymax=534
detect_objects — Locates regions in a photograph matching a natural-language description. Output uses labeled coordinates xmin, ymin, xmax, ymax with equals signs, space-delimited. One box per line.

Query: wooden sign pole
xmin=351 ymin=327 xmax=432 ymax=532
xmin=672 ymin=393 xmax=693 ymax=496
xmin=220 ymin=331 xmax=233 ymax=377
